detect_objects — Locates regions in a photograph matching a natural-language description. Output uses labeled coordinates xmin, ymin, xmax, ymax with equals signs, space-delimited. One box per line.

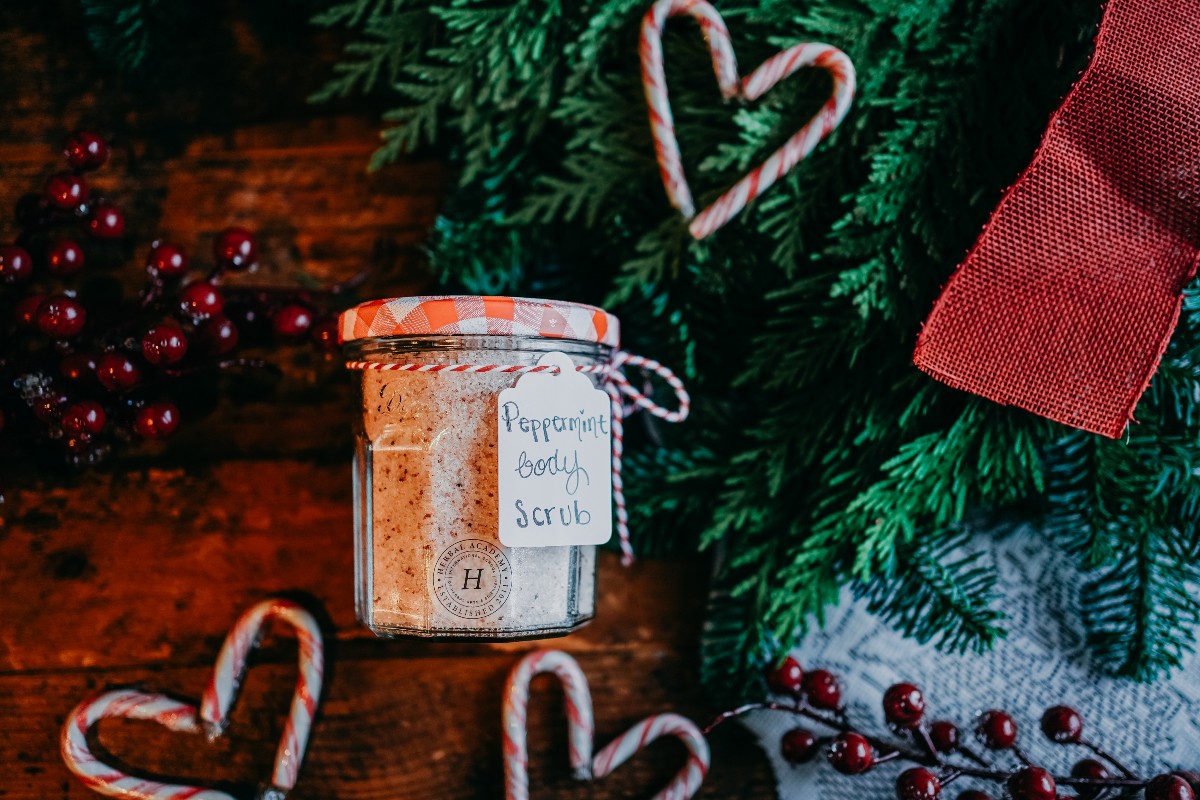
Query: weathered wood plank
xmin=0 ymin=461 xmax=718 ymax=673
xmin=0 ymin=653 xmax=771 ymax=799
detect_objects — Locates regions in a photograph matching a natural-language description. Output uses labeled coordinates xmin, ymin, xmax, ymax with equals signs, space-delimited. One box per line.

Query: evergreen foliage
xmin=309 ymin=0 xmax=1200 ymax=696
xmin=82 ymin=0 xmax=1200 ymax=695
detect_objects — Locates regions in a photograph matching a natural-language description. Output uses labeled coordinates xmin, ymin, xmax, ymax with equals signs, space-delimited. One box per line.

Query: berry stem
xmin=958 ymin=746 xmax=990 ymax=768
xmin=159 ymin=358 xmax=278 ymax=378
xmin=703 ymin=701 xmax=790 ymax=734
xmin=1080 ymin=739 xmax=1137 ymax=779
xmin=915 ymin=725 xmax=942 ymax=764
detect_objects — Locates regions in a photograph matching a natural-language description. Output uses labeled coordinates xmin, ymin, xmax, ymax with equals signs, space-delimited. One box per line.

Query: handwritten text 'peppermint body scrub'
xmin=340 ymin=296 xmax=618 ymax=640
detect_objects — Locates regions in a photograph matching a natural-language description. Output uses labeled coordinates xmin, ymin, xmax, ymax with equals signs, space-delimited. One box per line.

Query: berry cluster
xmin=0 ymin=132 xmax=345 ymax=466
xmin=707 ymin=657 xmax=1197 ymax=800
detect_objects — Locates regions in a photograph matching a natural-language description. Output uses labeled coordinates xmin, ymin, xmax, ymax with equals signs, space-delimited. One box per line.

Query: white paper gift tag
xmin=497 ymin=351 xmax=612 ymax=547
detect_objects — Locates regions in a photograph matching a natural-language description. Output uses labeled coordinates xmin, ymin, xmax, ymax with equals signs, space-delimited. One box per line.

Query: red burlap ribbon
xmin=914 ymin=0 xmax=1200 ymax=438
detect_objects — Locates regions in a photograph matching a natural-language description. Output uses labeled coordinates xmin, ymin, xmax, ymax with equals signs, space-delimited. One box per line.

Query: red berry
xmin=827 ymin=732 xmax=873 ymax=775
xmin=1070 ymin=759 xmax=1110 ymax=800
xmin=45 ymin=172 xmax=88 ymax=210
xmin=1147 ymin=776 xmax=1196 ymax=800
xmin=146 ymin=242 xmax=189 ymax=277
xmin=0 ymin=245 xmax=33 ymax=283
xmin=883 ymin=683 xmax=925 ymax=729
xmin=179 ymin=281 xmax=225 ymax=319
xmin=213 ymin=226 xmax=257 ymax=271
xmin=1007 ymin=767 xmax=1056 ymax=800
xmin=64 ymin=131 xmax=109 ymax=170
xmin=47 ymin=239 xmax=85 ymax=276
xmin=96 ymin=353 xmax=140 ymax=392
xmin=956 ymin=793 xmax=993 ymax=800
xmin=976 ymin=710 xmax=1017 ymax=749
xmin=1175 ymin=774 xmax=1200 ymax=798
xmin=1040 ymin=705 xmax=1083 ymax=744
xmin=767 ymin=656 xmax=804 ymax=697
xmin=15 ymin=294 xmax=45 ymax=329
xmin=133 ymin=401 xmax=179 ymax=439
xmin=929 ymin=720 xmax=959 ymax=753
xmin=780 ymin=728 xmax=818 ymax=764
xmin=311 ymin=317 xmax=339 ymax=351
xmin=37 ymin=295 xmax=87 ymax=338
xmin=198 ymin=315 xmax=239 ymax=355
xmin=802 ymin=669 xmax=842 ymax=710
xmin=87 ymin=202 xmax=125 ymax=239
xmin=61 ymin=401 xmax=106 ymax=435
xmin=141 ymin=322 xmax=188 ymax=365
xmin=60 ymin=353 xmax=97 ymax=382
xmin=273 ymin=304 xmax=313 ymax=338
xmin=896 ymin=767 xmax=941 ymax=800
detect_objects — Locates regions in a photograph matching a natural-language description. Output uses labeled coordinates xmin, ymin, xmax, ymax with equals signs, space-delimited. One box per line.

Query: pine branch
xmin=80 ymin=0 xmax=161 ymax=73
xmin=856 ymin=528 xmax=1007 ymax=654
xmin=1082 ymin=525 xmax=1200 ymax=680
xmin=308 ymin=6 xmax=434 ymax=102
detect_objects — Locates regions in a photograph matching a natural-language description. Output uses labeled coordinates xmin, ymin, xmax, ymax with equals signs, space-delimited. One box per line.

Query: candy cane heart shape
xmin=503 ymin=649 xmax=710 ymax=800
xmin=640 ymin=0 xmax=856 ymax=240
xmin=60 ymin=598 xmax=325 ymax=800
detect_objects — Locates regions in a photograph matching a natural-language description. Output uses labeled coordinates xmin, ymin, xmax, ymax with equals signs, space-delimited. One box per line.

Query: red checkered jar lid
xmin=338 ymin=295 xmax=620 ymax=347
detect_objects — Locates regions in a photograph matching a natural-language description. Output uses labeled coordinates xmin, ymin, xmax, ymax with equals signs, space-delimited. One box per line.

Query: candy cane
xmin=62 ymin=689 xmax=230 ymax=800
xmin=502 ymin=649 xmax=710 ymax=800
xmin=60 ymin=599 xmax=324 ymax=800
xmin=504 ymin=650 xmax=596 ymax=800
xmin=200 ymin=598 xmax=324 ymax=793
xmin=640 ymin=0 xmax=739 ymax=220
xmin=689 ymin=44 xmax=855 ymax=240
xmin=346 ymin=350 xmax=689 ymax=566
xmin=640 ymin=0 xmax=856 ymax=240
xmin=593 ymin=713 xmax=710 ymax=800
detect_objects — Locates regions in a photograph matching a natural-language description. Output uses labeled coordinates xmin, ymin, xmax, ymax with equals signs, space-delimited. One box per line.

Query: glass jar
xmin=340 ymin=296 xmax=619 ymax=640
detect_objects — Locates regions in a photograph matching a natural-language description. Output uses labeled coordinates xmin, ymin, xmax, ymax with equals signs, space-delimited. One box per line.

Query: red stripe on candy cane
xmin=639 ymin=0 xmax=856 ymax=240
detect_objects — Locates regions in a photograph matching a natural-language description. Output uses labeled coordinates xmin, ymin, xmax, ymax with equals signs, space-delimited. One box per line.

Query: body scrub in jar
xmin=341 ymin=295 xmax=619 ymax=640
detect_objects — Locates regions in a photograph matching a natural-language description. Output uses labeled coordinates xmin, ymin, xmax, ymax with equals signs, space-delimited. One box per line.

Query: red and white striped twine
xmin=346 ymin=350 xmax=690 ymax=565
xmin=60 ymin=599 xmax=324 ymax=800
xmin=640 ymin=0 xmax=856 ymax=240
xmin=503 ymin=650 xmax=710 ymax=800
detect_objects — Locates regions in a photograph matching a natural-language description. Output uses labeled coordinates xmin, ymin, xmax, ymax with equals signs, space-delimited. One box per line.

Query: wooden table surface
xmin=0 ymin=4 xmax=776 ymax=798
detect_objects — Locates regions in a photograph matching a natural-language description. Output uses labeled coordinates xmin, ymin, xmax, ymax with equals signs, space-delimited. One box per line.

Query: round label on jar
xmin=432 ymin=539 xmax=513 ymax=619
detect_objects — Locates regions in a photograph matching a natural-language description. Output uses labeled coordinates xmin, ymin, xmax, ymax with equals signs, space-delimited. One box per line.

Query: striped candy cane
xmin=640 ymin=0 xmax=856 ymax=240
xmin=60 ymin=599 xmax=324 ymax=800
xmin=593 ymin=713 xmax=709 ymax=800
xmin=640 ymin=0 xmax=740 ymax=220
xmin=200 ymin=598 xmax=324 ymax=793
xmin=503 ymin=649 xmax=596 ymax=800
xmin=502 ymin=650 xmax=710 ymax=800
xmin=61 ymin=690 xmax=231 ymax=800
xmin=346 ymin=349 xmax=690 ymax=566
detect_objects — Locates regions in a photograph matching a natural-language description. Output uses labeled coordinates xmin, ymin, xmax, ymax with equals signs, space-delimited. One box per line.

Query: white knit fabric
xmin=741 ymin=525 xmax=1200 ymax=799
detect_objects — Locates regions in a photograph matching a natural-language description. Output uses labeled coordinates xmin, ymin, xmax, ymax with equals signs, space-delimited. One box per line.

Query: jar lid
xmin=339 ymin=295 xmax=620 ymax=347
